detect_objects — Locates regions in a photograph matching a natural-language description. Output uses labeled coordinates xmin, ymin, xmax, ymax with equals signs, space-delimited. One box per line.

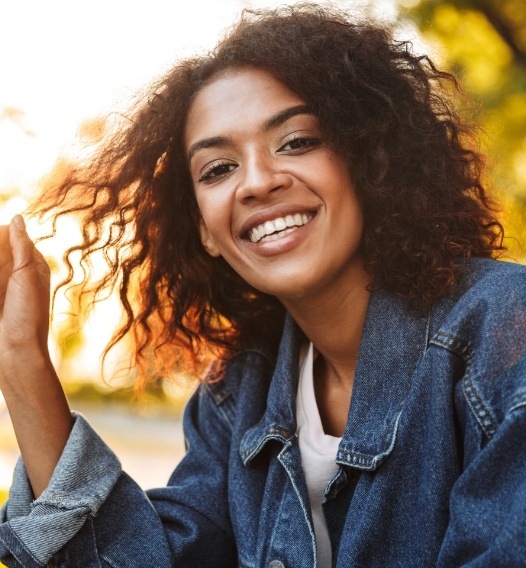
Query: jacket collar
xmin=240 ymin=313 xmax=303 ymax=464
xmin=240 ymin=290 xmax=429 ymax=471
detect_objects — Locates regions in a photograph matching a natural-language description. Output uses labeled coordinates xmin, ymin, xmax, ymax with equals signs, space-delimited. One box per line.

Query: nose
xmin=236 ymin=150 xmax=292 ymax=202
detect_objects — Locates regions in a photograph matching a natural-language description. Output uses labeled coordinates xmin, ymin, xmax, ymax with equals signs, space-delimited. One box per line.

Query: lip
xmin=238 ymin=204 xmax=319 ymax=239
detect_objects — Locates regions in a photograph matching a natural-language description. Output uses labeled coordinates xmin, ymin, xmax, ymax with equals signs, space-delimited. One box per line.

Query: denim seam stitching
xmin=430 ymin=331 xmax=498 ymax=439
xmin=203 ymin=383 xmax=236 ymax=429
xmin=240 ymin=426 xmax=293 ymax=464
xmin=35 ymin=496 xmax=100 ymax=511
xmin=277 ymin=441 xmax=317 ymax=567
xmin=336 ymin=410 xmax=402 ymax=470
xmin=462 ymin=368 xmax=498 ymax=439
xmin=265 ymin=476 xmax=293 ymax=568
xmin=424 ymin=312 xmax=432 ymax=353
xmin=429 ymin=331 xmax=472 ymax=358
xmin=215 ymin=402 xmax=236 ymax=429
xmin=336 ymin=450 xmax=374 ymax=470
xmin=508 ymin=398 xmax=526 ymax=414
xmin=87 ymin=516 xmax=103 ymax=568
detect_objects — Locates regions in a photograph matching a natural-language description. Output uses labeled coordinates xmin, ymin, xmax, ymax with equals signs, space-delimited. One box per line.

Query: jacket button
xmin=268 ymin=562 xmax=285 ymax=568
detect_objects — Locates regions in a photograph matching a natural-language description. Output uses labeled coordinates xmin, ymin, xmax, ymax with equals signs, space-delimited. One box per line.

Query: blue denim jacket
xmin=1 ymin=258 xmax=526 ymax=567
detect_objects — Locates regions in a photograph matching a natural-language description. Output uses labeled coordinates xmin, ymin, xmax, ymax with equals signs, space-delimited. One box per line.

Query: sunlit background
xmin=1 ymin=0 xmax=525 ymax=511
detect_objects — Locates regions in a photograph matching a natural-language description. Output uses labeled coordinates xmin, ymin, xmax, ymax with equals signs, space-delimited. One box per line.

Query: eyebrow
xmin=187 ymin=104 xmax=313 ymax=161
xmin=263 ymin=104 xmax=312 ymax=130
xmin=187 ymin=135 xmax=229 ymax=162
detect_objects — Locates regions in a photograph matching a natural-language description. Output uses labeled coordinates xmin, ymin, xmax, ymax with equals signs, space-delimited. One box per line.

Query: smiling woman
xmin=0 ymin=3 xmax=525 ymax=568
xmin=187 ymin=68 xmax=365 ymax=304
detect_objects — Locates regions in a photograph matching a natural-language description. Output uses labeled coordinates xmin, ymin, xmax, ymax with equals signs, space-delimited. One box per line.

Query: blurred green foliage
xmin=400 ymin=0 xmax=526 ymax=258
xmin=64 ymin=379 xmax=190 ymax=417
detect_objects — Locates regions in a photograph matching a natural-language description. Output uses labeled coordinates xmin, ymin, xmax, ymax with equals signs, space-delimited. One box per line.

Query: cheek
xmin=196 ymin=183 xmax=235 ymax=223
xmin=195 ymin=194 xmax=232 ymax=251
xmin=195 ymin=191 xmax=214 ymax=223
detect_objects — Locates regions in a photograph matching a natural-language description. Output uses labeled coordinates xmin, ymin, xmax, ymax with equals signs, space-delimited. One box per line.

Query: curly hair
xmin=33 ymin=3 xmax=504 ymax=381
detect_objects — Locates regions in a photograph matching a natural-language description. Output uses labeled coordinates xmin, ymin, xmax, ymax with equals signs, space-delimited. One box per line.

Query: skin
xmin=186 ymin=68 xmax=372 ymax=435
xmin=0 ymin=217 xmax=72 ymax=497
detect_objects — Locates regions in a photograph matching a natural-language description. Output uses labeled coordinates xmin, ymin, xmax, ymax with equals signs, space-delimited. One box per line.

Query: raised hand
xmin=0 ymin=216 xmax=73 ymax=497
xmin=0 ymin=216 xmax=52 ymax=366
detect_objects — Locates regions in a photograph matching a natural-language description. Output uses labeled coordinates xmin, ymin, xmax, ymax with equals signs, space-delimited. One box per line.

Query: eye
xmin=278 ymin=136 xmax=321 ymax=153
xmin=198 ymin=161 xmax=237 ymax=183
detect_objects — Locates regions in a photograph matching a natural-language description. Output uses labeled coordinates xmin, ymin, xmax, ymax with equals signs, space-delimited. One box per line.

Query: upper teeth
xmin=249 ymin=213 xmax=311 ymax=243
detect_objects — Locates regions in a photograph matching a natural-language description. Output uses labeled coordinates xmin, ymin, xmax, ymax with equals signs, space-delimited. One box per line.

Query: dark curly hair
xmin=33 ymin=3 xmax=504 ymax=381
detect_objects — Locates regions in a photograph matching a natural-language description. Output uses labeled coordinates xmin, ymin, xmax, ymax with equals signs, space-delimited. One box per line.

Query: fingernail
xmin=13 ymin=215 xmax=25 ymax=232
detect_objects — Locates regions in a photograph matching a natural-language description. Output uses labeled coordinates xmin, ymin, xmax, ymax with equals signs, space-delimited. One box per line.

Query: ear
xmin=199 ymin=218 xmax=221 ymax=257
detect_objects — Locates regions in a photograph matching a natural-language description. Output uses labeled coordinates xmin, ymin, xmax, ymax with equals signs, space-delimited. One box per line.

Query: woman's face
xmin=184 ymin=67 xmax=365 ymax=302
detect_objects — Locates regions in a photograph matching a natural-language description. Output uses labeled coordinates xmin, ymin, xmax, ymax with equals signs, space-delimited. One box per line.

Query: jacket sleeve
xmin=437 ymin=268 xmax=526 ymax=568
xmin=437 ymin=399 xmax=526 ymax=567
xmin=0 ymin=383 xmax=237 ymax=568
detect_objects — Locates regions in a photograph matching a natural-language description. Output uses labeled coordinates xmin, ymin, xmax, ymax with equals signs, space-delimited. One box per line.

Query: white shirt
xmin=296 ymin=342 xmax=342 ymax=568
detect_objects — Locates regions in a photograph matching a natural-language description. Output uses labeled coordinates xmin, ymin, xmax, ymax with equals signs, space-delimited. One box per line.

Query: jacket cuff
xmin=0 ymin=412 xmax=121 ymax=566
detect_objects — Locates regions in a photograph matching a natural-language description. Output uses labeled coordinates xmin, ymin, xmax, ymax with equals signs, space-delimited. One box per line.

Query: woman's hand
xmin=0 ymin=216 xmax=51 ymax=370
xmin=0 ymin=216 xmax=73 ymax=497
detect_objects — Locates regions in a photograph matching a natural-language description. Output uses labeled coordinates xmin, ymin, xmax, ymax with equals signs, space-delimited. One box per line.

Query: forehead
xmin=184 ymin=68 xmax=306 ymax=149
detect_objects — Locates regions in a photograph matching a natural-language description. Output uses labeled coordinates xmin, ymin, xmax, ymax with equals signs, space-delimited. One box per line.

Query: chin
xmin=251 ymin=279 xmax=313 ymax=300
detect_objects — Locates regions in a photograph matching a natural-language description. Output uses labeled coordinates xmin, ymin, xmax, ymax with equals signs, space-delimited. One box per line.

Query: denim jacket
xmin=1 ymin=258 xmax=525 ymax=567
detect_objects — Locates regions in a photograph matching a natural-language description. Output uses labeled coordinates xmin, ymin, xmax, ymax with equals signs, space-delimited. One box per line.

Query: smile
xmin=249 ymin=213 xmax=314 ymax=243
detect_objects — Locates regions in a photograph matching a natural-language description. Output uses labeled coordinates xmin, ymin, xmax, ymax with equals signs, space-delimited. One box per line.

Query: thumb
xmin=9 ymin=215 xmax=33 ymax=272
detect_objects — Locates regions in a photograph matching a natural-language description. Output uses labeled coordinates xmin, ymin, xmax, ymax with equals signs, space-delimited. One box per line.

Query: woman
xmin=0 ymin=4 xmax=525 ymax=567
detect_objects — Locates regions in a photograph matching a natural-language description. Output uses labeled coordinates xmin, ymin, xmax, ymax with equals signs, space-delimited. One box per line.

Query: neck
xmin=280 ymin=260 xmax=371 ymax=387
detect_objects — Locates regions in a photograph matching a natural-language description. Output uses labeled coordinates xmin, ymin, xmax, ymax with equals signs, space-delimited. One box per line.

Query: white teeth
xmin=248 ymin=212 xmax=313 ymax=243
xmin=274 ymin=217 xmax=287 ymax=231
xmin=264 ymin=220 xmax=275 ymax=234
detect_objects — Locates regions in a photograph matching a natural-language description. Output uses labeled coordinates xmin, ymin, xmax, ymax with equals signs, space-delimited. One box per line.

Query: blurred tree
xmin=400 ymin=0 xmax=526 ymax=259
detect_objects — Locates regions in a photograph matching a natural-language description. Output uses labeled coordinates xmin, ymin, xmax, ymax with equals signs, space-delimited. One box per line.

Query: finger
xmin=9 ymin=215 xmax=34 ymax=272
xmin=32 ymin=248 xmax=51 ymax=282
xmin=32 ymin=246 xmax=48 ymax=267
